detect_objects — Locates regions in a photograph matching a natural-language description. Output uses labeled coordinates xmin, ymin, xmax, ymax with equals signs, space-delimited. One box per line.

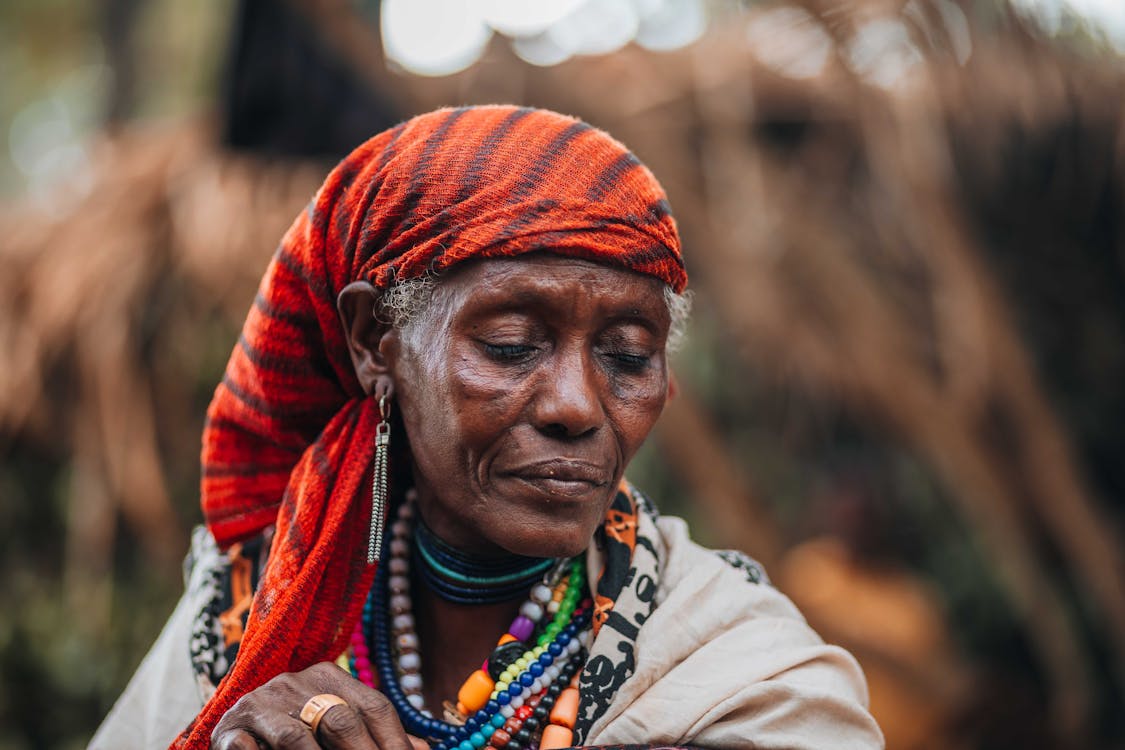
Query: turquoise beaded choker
xmin=413 ymin=518 xmax=556 ymax=604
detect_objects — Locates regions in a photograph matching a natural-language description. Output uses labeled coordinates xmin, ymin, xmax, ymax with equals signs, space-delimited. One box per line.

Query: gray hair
xmin=379 ymin=274 xmax=692 ymax=352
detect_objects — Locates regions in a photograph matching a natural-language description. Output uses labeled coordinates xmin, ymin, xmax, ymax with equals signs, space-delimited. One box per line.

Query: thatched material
xmin=3 ymin=2 xmax=1124 ymax=746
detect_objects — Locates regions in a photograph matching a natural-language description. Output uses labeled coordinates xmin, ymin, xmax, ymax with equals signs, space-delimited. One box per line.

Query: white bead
xmin=519 ymin=601 xmax=544 ymax=622
xmin=389 ymin=575 xmax=410 ymax=594
xmin=397 ymin=632 xmax=419 ymax=650
xmin=406 ymin=693 xmax=425 ymax=709
xmin=546 ymin=600 xmax=560 ymax=615
xmin=392 ymin=520 xmax=411 ymax=538
xmin=391 ymin=538 xmax=409 ymax=556
xmin=530 ymin=678 xmax=543 ymax=693
xmin=393 ymin=614 xmax=414 ymax=632
xmin=399 ymin=651 xmax=421 ymax=671
xmin=402 ymin=492 xmax=417 ymax=510
xmin=389 ymin=558 xmax=409 ymax=574
xmin=546 ymin=666 xmax=560 ymax=681
xmin=510 ymin=694 xmax=524 ymax=708
xmin=567 ymin=639 xmax=581 ymax=654
xmin=500 ymin=705 xmax=515 ymax=718
xmin=400 ymin=673 xmax=424 ymax=691
xmin=530 ymin=584 xmax=553 ymax=605
xmin=390 ymin=594 xmax=410 ymax=611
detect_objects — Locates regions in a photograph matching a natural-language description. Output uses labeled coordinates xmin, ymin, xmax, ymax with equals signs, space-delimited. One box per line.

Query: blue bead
xmin=548 ymin=642 xmax=563 ymax=656
xmin=497 ymin=691 xmax=511 ymax=706
xmin=465 ymin=717 xmax=480 ymax=732
xmin=470 ymin=732 xmax=486 ymax=748
xmin=519 ymin=672 xmax=535 ymax=687
xmin=459 ymin=742 xmax=474 ymax=750
xmin=454 ymin=727 xmax=468 ymax=741
xmin=508 ymin=682 xmax=523 ymax=697
xmin=486 ymin=700 xmax=500 ymax=713
xmin=558 ymin=632 xmax=571 ymax=646
xmin=529 ymin=662 xmax=544 ymax=677
xmin=538 ymin=652 xmax=552 ymax=666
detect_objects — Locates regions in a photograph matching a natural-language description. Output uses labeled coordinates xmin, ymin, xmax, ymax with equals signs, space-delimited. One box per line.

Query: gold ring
xmin=299 ymin=693 xmax=349 ymax=736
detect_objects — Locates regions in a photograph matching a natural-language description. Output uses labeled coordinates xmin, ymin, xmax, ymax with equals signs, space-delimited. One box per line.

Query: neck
xmin=412 ymin=519 xmax=555 ymax=605
xmin=412 ymin=575 xmax=524 ymax=712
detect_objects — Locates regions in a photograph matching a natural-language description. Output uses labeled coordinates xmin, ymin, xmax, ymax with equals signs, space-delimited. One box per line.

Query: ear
xmin=337 ymin=280 xmax=397 ymax=397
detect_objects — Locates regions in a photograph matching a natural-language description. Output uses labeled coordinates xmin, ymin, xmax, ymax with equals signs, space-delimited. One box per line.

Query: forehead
xmin=434 ymin=254 xmax=669 ymax=317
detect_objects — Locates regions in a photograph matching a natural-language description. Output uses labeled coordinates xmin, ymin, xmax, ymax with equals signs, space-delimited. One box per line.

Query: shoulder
xmin=591 ymin=502 xmax=884 ymax=749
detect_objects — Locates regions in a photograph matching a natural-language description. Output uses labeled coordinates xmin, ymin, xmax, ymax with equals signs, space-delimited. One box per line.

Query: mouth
xmin=504 ymin=459 xmax=611 ymax=499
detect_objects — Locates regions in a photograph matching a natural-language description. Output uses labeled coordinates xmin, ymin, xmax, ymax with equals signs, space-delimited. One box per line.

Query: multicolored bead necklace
xmin=347 ymin=494 xmax=594 ymax=750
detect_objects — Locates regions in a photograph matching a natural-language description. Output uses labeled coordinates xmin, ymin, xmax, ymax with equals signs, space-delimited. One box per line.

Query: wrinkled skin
xmin=212 ymin=256 xmax=672 ymax=748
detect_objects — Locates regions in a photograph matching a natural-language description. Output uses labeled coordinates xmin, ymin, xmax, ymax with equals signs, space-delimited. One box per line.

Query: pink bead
xmin=509 ymin=615 xmax=534 ymax=642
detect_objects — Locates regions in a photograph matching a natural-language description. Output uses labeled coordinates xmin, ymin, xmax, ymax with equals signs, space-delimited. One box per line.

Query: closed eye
xmin=604 ymin=350 xmax=651 ymax=373
xmin=483 ymin=343 xmax=537 ymax=362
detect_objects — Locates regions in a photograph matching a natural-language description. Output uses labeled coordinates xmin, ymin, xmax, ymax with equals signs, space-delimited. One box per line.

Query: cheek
xmin=608 ymin=376 xmax=668 ymax=457
xmin=409 ymin=352 xmax=526 ymax=461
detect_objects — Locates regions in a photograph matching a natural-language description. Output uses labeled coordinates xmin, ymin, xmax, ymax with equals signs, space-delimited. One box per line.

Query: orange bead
xmin=539 ymin=724 xmax=574 ymax=750
xmin=548 ymin=687 xmax=580 ymax=729
xmin=457 ymin=669 xmax=495 ymax=713
xmin=497 ymin=633 xmax=518 ymax=646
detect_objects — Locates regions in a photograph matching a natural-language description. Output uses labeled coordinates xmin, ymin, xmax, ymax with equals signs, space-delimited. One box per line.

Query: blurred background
xmin=2 ymin=0 xmax=1124 ymax=748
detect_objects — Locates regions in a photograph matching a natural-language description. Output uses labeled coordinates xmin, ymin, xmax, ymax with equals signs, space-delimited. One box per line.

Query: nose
xmin=531 ymin=344 xmax=604 ymax=439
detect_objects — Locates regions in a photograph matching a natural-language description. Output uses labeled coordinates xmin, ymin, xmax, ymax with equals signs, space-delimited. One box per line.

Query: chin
xmin=496 ymin=522 xmax=597 ymax=560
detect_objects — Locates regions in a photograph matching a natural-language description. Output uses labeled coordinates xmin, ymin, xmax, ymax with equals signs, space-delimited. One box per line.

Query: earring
xmin=369 ymin=392 xmax=391 ymax=564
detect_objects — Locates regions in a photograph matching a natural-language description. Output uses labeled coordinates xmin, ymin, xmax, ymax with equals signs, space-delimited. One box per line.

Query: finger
xmin=348 ymin=693 xmax=415 ymax=750
xmin=217 ymin=703 xmax=322 ymax=750
xmin=407 ymin=734 xmax=430 ymax=750
xmin=211 ymin=728 xmax=263 ymax=750
xmin=254 ymin=718 xmax=323 ymax=750
xmin=304 ymin=663 xmax=414 ymax=750
xmin=313 ymin=703 xmax=378 ymax=750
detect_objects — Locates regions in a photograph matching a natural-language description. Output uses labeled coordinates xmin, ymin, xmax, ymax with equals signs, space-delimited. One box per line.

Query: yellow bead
xmin=515 ymin=658 xmax=528 ymax=669
xmin=539 ymin=725 xmax=574 ymax=750
xmin=457 ymin=669 xmax=495 ymax=713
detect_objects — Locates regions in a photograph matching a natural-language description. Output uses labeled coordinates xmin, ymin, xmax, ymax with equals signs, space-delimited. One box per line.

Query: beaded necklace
xmin=348 ymin=495 xmax=593 ymax=750
xmin=413 ymin=518 xmax=557 ymax=605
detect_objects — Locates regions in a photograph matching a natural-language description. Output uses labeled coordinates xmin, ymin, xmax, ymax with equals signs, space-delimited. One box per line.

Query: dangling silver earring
xmin=369 ymin=393 xmax=391 ymax=564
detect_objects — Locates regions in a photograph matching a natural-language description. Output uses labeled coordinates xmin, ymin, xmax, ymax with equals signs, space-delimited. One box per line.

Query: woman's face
xmin=382 ymin=255 xmax=671 ymax=559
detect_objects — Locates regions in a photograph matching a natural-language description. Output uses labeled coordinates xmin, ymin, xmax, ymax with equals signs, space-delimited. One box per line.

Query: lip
xmin=503 ymin=459 xmax=610 ymax=498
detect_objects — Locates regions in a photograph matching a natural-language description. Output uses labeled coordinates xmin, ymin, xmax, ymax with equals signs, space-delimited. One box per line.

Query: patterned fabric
xmin=577 ymin=485 xmax=654 ymax=740
xmin=175 ymin=106 xmax=687 ymax=749
xmin=188 ymin=530 xmax=271 ymax=700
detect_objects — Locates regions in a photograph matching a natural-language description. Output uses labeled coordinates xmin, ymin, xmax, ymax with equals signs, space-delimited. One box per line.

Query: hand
xmin=211 ymin=662 xmax=430 ymax=750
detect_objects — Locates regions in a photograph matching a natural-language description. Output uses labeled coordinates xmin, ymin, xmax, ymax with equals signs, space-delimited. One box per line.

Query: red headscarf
xmin=177 ymin=105 xmax=685 ymax=747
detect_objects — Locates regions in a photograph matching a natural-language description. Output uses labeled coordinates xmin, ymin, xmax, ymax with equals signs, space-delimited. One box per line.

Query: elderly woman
xmin=92 ymin=106 xmax=882 ymax=750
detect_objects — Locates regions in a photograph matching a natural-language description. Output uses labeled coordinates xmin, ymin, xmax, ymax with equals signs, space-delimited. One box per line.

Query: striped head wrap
xmin=175 ymin=105 xmax=685 ymax=747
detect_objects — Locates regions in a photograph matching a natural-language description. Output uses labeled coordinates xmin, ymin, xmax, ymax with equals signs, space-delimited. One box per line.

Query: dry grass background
xmin=1 ymin=1 xmax=1124 ymax=748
